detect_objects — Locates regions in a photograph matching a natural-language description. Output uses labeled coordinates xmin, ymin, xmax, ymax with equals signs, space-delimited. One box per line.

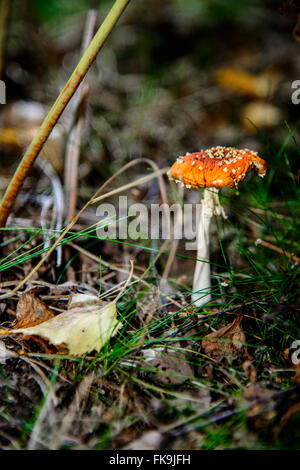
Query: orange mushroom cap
xmin=168 ymin=146 xmax=267 ymax=189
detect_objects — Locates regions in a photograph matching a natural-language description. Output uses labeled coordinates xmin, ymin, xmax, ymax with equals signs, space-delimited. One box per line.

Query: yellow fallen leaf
xmin=242 ymin=100 xmax=282 ymax=132
xmin=0 ymin=127 xmax=29 ymax=147
xmin=214 ymin=67 xmax=280 ymax=98
xmin=11 ymin=294 xmax=122 ymax=356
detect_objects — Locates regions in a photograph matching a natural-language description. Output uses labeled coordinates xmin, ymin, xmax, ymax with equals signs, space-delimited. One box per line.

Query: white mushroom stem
xmin=192 ymin=187 xmax=226 ymax=308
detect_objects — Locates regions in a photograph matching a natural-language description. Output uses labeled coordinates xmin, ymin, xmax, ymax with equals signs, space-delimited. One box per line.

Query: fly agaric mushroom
xmin=168 ymin=146 xmax=267 ymax=307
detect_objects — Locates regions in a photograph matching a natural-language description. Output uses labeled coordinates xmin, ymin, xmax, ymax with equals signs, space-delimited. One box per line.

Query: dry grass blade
xmin=38 ymin=160 xmax=64 ymax=266
xmin=112 ymin=259 xmax=134 ymax=304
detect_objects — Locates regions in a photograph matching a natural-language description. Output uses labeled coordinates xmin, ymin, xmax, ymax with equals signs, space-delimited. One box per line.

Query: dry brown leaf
xmin=278 ymin=400 xmax=300 ymax=431
xmin=13 ymin=291 xmax=56 ymax=329
xmin=243 ymin=382 xmax=277 ymax=431
xmin=201 ymin=315 xmax=248 ymax=363
xmin=293 ymin=13 xmax=300 ymax=41
xmin=293 ymin=363 xmax=300 ymax=384
xmin=142 ymin=348 xmax=194 ymax=385
xmin=243 ymin=381 xmax=300 ymax=439
xmin=281 ymin=347 xmax=291 ymax=364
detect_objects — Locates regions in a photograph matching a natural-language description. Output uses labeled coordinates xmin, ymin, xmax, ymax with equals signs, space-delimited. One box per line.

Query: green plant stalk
xmin=0 ymin=0 xmax=130 ymax=229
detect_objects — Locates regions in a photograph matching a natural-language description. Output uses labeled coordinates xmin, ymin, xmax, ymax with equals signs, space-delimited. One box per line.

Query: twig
xmin=38 ymin=160 xmax=64 ymax=266
xmin=0 ymin=0 xmax=131 ymax=229
xmin=90 ymin=169 xmax=168 ymax=205
xmin=91 ymin=157 xmax=168 ymax=206
xmin=64 ymin=10 xmax=97 ymax=222
xmin=255 ymin=238 xmax=300 ymax=265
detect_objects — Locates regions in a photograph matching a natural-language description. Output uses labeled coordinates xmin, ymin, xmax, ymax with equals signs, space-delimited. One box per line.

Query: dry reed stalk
xmin=64 ymin=10 xmax=97 ymax=222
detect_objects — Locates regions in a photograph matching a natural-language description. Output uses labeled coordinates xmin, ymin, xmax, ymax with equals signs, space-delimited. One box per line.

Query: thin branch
xmin=255 ymin=238 xmax=300 ymax=265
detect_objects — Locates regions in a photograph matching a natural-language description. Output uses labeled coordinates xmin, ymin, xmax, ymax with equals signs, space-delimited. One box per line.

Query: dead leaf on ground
xmin=275 ymin=398 xmax=300 ymax=442
xmin=5 ymin=294 xmax=122 ymax=356
xmin=243 ymin=382 xmax=277 ymax=431
xmin=293 ymin=363 xmax=300 ymax=384
xmin=243 ymin=382 xmax=300 ymax=440
xmin=201 ymin=315 xmax=248 ymax=363
xmin=293 ymin=13 xmax=300 ymax=42
xmin=142 ymin=348 xmax=194 ymax=385
xmin=13 ymin=291 xmax=56 ymax=329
